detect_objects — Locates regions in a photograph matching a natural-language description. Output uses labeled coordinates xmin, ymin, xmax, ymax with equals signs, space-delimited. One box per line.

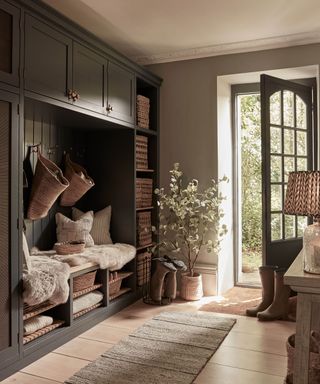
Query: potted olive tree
xmin=153 ymin=163 xmax=228 ymax=301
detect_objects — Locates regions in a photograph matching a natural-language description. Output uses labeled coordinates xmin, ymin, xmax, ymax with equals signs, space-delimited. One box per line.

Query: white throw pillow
xmin=55 ymin=211 xmax=94 ymax=247
xmin=72 ymin=206 xmax=112 ymax=245
xmin=73 ymin=290 xmax=103 ymax=314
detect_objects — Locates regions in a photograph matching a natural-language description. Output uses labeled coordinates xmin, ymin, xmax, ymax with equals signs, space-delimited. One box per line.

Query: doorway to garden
xmin=233 ymin=75 xmax=316 ymax=286
xmin=233 ymin=84 xmax=262 ymax=285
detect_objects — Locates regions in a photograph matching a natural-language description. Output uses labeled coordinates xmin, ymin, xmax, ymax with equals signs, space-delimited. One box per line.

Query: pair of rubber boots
xmin=150 ymin=256 xmax=187 ymax=304
xmin=246 ymin=266 xmax=291 ymax=321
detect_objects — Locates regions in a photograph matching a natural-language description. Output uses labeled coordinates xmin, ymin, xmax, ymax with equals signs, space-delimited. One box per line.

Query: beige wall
xmin=148 ymin=43 xmax=320 ymax=271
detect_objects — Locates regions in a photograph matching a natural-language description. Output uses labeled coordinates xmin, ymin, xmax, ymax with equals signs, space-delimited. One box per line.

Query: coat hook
xmin=29 ymin=143 xmax=41 ymax=153
xmin=47 ymin=144 xmax=59 ymax=155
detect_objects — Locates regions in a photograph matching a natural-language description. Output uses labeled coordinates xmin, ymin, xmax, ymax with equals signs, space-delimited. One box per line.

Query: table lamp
xmin=284 ymin=171 xmax=320 ymax=274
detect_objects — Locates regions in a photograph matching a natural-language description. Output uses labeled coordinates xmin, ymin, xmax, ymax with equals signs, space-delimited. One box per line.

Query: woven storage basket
xmin=136 ymin=178 xmax=153 ymax=208
xmin=136 ymin=135 xmax=148 ymax=169
xmin=27 ymin=152 xmax=69 ymax=220
xmin=137 ymin=252 xmax=152 ymax=286
xmin=60 ymin=154 xmax=95 ymax=206
xmin=54 ymin=241 xmax=85 ymax=255
xmin=137 ymin=211 xmax=152 ymax=246
xmin=109 ymin=278 xmax=122 ymax=296
xmin=73 ymin=271 xmax=97 ymax=293
xmin=286 ymin=333 xmax=320 ymax=384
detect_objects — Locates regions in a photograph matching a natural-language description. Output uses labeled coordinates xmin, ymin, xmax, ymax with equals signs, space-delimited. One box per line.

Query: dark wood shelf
xmin=136 ymin=168 xmax=154 ymax=173
xmin=110 ymin=287 xmax=132 ymax=302
xmin=23 ymin=301 xmax=58 ymax=321
xmin=136 ymin=206 xmax=154 ymax=211
xmin=135 ymin=126 xmax=157 ymax=136
xmin=137 ymin=242 xmax=156 ymax=251
xmin=73 ymin=283 xmax=103 ymax=299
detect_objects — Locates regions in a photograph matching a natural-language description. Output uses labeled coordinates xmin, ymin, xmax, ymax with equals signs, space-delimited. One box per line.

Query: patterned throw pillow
xmin=72 ymin=206 xmax=112 ymax=245
xmin=55 ymin=211 xmax=94 ymax=247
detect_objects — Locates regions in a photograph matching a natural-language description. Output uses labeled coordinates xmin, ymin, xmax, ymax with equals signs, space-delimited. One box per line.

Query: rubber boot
xmin=163 ymin=270 xmax=177 ymax=300
xmin=257 ymin=268 xmax=291 ymax=321
xmin=150 ymin=260 xmax=176 ymax=303
xmin=246 ymin=265 xmax=278 ymax=317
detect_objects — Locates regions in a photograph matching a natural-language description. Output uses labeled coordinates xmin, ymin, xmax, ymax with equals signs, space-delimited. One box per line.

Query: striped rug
xmin=65 ymin=311 xmax=236 ymax=384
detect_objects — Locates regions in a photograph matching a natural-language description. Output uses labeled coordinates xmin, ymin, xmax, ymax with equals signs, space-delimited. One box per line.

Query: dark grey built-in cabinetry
xmin=0 ymin=0 xmax=161 ymax=380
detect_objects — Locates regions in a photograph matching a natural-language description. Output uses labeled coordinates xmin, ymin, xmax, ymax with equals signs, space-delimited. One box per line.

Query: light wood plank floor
xmin=2 ymin=297 xmax=295 ymax=383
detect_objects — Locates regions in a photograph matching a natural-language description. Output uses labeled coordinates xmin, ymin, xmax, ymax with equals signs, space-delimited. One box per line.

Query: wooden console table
xmin=284 ymin=251 xmax=320 ymax=384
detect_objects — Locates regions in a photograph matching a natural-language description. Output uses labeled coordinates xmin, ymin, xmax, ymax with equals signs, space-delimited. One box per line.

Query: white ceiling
xmin=42 ymin=0 xmax=320 ymax=64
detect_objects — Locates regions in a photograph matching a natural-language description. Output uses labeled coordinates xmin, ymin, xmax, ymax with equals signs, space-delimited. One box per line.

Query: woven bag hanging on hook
xmin=27 ymin=151 xmax=69 ymax=220
xmin=60 ymin=154 xmax=95 ymax=207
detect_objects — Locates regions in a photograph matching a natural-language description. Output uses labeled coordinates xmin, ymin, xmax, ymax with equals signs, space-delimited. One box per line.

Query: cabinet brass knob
xmin=106 ymin=104 xmax=113 ymax=112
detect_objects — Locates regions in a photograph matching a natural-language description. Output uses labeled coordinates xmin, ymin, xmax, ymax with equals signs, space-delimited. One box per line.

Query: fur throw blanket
xmin=52 ymin=243 xmax=136 ymax=270
xmin=23 ymin=256 xmax=70 ymax=306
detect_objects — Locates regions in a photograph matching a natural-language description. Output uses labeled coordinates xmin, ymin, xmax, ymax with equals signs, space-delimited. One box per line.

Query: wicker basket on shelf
xmin=73 ymin=271 xmax=97 ymax=292
xmin=137 ymin=211 xmax=152 ymax=246
xmin=54 ymin=241 xmax=85 ymax=255
xmin=136 ymin=178 xmax=153 ymax=208
xmin=137 ymin=95 xmax=150 ymax=129
xmin=136 ymin=135 xmax=148 ymax=169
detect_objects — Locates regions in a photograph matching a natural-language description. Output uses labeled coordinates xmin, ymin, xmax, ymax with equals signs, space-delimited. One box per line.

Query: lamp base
xmin=303 ymin=222 xmax=320 ymax=274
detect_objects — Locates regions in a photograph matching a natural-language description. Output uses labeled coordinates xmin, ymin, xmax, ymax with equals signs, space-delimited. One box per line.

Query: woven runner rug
xmin=65 ymin=311 xmax=236 ymax=384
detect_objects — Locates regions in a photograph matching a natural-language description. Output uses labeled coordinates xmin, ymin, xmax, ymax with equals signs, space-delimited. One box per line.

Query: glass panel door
xmin=261 ymin=75 xmax=314 ymax=267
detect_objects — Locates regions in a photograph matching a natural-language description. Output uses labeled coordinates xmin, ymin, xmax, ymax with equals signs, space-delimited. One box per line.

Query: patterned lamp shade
xmin=284 ymin=171 xmax=320 ymax=219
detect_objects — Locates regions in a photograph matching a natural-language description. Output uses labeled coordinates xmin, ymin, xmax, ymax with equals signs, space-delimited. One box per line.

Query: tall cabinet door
xmin=0 ymin=90 xmax=19 ymax=369
xmin=24 ymin=15 xmax=72 ymax=102
xmin=0 ymin=1 xmax=20 ymax=87
xmin=107 ymin=62 xmax=135 ymax=124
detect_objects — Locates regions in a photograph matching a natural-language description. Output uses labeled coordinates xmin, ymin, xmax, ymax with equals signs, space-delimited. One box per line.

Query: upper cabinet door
xmin=72 ymin=42 xmax=106 ymax=114
xmin=0 ymin=1 xmax=20 ymax=87
xmin=24 ymin=15 xmax=72 ymax=102
xmin=107 ymin=62 xmax=134 ymax=124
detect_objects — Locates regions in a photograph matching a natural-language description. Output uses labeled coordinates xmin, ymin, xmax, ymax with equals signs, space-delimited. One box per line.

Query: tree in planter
xmin=153 ymin=163 xmax=228 ymax=280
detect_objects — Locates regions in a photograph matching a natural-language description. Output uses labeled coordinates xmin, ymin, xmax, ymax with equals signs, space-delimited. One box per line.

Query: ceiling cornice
xmin=134 ymin=31 xmax=320 ymax=65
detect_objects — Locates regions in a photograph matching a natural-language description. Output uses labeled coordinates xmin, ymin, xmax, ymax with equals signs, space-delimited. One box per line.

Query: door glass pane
xmin=271 ymin=213 xmax=282 ymax=241
xmin=296 ymin=95 xmax=307 ymax=129
xmin=284 ymin=129 xmax=295 ymax=155
xmin=0 ymin=9 xmax=13 ymax=73
xmin=297 ymin=131 xmax=307 ymax=156
xmin=284 ymin=156 xmax=295 ymax=182
xmin=297 ymin=216 xmax=308 ymax=237
xmin=285 ymin=215 xmax=296 ymax=239
xmin=270 ymin=126 xmax=281 ymax=153
xmin=271 ymin=184 xmax=282 ymax=211
xmin=270 ymin=91 xmax=281 ymax=125
xmin=283 ymin=90 xmax=294 ymax=127
xmin=270 ymin=155 xmax=282 ymax=182
xmin=297 ymin=157 xmax=308 ymax=171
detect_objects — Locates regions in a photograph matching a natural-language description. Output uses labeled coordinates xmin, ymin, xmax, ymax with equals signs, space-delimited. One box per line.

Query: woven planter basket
xmin=286 ymin=333 xmax=320 ymax=384
xmin=180 ymin=273 xmax=203 ymax=301
xmin=27 ymin=152 xmax=69 ymax=220
xmin=73 ymin=271 xmax=97 ymax=293
xmin=60 ymin=154 xmax=94 ymax=207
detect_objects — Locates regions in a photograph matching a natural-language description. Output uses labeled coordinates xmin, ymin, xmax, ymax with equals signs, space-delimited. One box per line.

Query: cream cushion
xmin=73 ymin=290 xmax=103 ymax=314
xmin=72 ymin=206 xmax=112 ymax=245
xmin=55 ymin=211 xmax=94 ymax=247
xmin=24 ymin=315 xmax=53 ymax=335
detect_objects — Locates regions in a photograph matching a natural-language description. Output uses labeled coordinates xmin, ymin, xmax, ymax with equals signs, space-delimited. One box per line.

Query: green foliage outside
xmin=240 ymin=94 xmax=262 ymax=271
